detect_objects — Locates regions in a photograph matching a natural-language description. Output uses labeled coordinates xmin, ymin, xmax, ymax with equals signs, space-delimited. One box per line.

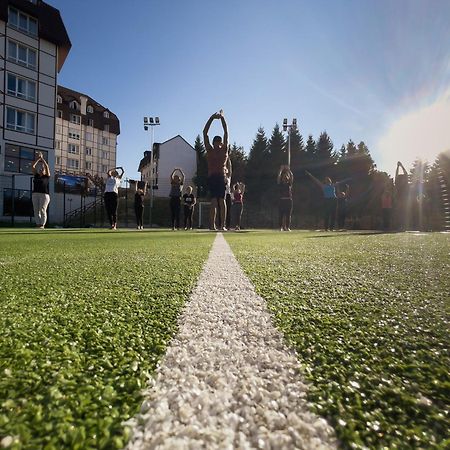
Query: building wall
xmin=55 ymin=112 xmax=118 ymax=178
xmin=0 ymin=4 xmax=61 ymax=220
xmin=142 ymin=136 xmax=196 ymax=198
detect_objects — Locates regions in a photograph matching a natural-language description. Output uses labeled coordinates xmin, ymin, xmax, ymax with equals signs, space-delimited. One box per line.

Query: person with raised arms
xmin=306 ymin=170 xmax=341 ymax=231
xmin=32 ymin=152 xmax=51 ymax=229
xmin=277 ymin=165 xmax=294 ymax=231
xmin=203 ymin=110 xmax=229 ymax=231
xmin=169 ymin=167 xmax=185 ymax=230
xmin=104 ymin=166 xmax=124 ymax=230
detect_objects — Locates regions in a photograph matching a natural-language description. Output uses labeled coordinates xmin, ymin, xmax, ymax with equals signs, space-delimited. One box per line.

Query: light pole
xmin=282 ymin=118 xmax=297 ymax=167
xmin=143 ymin=116 xmax=160 ymax=227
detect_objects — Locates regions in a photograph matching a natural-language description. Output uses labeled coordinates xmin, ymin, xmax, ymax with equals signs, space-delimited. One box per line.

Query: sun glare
xmin=376 ymin=88 xmax=450 ymax=174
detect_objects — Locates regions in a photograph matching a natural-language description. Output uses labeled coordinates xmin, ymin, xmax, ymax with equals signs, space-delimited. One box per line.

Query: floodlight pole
xmin=282 ymin=118 xmax=297 ymax=168
xmin=143 ymin=116 xmax=160 ymax=228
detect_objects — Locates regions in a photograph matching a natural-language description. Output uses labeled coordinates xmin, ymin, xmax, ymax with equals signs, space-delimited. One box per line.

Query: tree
xmin=245 ymin=127 xmax=269 ymax=203
xmin=229 ymin=142 xmax=247 ymax=184
xmin=315 ymin=131 xmax=337 ymax=179
xmin=288 ymin=125 xmax=306 ymax=179
xmin=268 ymin=123 xmax=286 ymax=172
xmin=193 ymin=135 xmax=208 ymax=197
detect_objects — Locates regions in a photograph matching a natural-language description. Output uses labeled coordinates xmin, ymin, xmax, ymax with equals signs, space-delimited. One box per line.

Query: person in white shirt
xmin=104 ymin=166 xmax=124 ymax=229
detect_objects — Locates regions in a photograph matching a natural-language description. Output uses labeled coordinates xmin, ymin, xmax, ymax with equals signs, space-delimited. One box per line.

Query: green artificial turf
xmin=226 ymin=231 xmax=450 ymax=449
xmin=0 ymin=229 xmax=214 ymax=450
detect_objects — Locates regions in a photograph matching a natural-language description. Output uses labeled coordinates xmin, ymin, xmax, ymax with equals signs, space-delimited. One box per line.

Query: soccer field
xmin=0 ymin=229 xmax=449 ymax=449
xmin=226 ymin=230 xmax=450 ymax=449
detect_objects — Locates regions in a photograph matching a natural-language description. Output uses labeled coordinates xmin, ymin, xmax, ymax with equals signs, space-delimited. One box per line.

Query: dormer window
xmin=103 ymin=111 xmax=110 ymax=118
xmin=70 ymin=101 xmax=79 ymax=110
xmin=87 ymin=105 xmax=94 ymax=113
xmin=57 ymin=95 xmax=62 ymax=104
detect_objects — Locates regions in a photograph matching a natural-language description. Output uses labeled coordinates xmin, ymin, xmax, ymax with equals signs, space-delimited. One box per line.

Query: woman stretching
xmin=231 ymin=182 xmax=245 ymax=230
xmin=306 ymin=170 xmax=338 ymax=231
xmin=104 ymin=166 xmax=124 ymax=229
xmin=277 ymin=165 xmax=293 ymax=231
xmin=183 ymin=186 xmax=196 ymax=230
xmin=169 ymin=168 xmax=185 ymax=230
xmin=32 ymin=152 xmax=51 ymax=229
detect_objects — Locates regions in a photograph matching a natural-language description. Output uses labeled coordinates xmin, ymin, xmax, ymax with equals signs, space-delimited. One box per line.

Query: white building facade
xmin=55 ymin=86 xmax=120 ymax=178
xmin=138 ymin=135 xmax=196 ymax=198
xmin=0 ymin=0 xmax=70 ymax=222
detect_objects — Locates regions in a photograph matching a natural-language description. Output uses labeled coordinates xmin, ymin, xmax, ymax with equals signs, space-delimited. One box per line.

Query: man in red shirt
xmin=203 ymin=111 xmax=229 ymax=230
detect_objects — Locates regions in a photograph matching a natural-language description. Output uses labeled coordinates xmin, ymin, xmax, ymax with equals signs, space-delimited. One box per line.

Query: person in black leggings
xmin=169 ymin=168 xmax=184 ymax=230
xmin=134 ymin=188 xmax=145 ymax=230
xmin=277 ymin=165 xmax=293 ymax=231
xmin=183 ymin=186 xmax=196 ymax=230
xmin=104 ymin=166 xmax=124 ymax=229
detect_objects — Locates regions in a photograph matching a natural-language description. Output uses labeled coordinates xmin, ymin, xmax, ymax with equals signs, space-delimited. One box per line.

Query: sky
xmin=48 ymin=0 xmax=450 ymax=180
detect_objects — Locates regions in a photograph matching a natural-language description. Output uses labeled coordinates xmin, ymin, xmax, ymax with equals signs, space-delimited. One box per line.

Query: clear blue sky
xmin=49 ymin=0 xmax=450 ymax=179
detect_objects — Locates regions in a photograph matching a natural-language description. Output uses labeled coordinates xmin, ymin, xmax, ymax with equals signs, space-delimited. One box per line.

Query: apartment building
xmin=0 ymin=0 xmax=71 ymax=220
xmin=55 ymin=86 xmax=120 ymax=178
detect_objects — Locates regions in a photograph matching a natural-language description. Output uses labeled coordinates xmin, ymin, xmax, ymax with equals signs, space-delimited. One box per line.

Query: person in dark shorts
xmin=134 ymin=188 xmax=145 ymax=230
xmin=183 ymin=186 xmax=196 ymax=230
xmin=203 ymin=111 xmax=229 ymax=230
xmin=169 ymin=168 xmax=184 ymax=230
xmin=32 ymin=152 xmax=51 ymax=229
xmin=277 ymin=165 xmax=294 ymax=231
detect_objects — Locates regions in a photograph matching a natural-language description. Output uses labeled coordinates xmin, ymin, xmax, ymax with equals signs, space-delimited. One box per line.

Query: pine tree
xmin=268 ymin=123 xmax=286 ymax=172
xmin=288 ymin=125 xmax=306 ymax=178
xmin=315 ymin=131 xmax=336 ymax=179
xmin=193 ymin=135 xmax=208 ymax=197
xmin=304 ymin=134 xmax=316 ymax=169
xmin=245 ymin=127 xmax=269 ymax=203
xmin=346 ymin=139 xmax=357 ymax=156
xmin=229 ymin=142 xmax=247 ymax=184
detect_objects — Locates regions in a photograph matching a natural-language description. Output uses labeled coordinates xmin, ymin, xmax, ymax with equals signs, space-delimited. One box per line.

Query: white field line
xmin=125 ymin=233 xmax=337 ymax=450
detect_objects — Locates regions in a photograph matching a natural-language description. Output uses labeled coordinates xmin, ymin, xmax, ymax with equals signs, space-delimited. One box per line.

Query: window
xmin=55 ymin=125 xmax=62 ymax=134
xmin=87 ymin=105 xmax=94 ymax=113
xmin=7 ymin=73 xmax=36 ymax=101
xmin=102 ymin=165 xmax=108 ymax=173
xmin=103 ymin=111 xmax=109 ymax=118
xmin=55 ymin=156 xmax=61 ymax=165
xmin=68 ymin=129 xmax=80 ymax=140
xmin=104 ymin=124 xmax=110 ymax=132
xmin=68 ymin=159 xmax=79 ymax=169
xmin=57 ymin=110 xmax=63 ymax=118
xmin=88 ymin=118 xmax=94 ymax=127
xmin=85 ymin=132 xmax=93 ymax=141
xmin=4 ymin=144 xmax=47 ymax=174
xmin=7 ymin=40 xmax=37 ymax=69
xmin=55 ymin=140 xmax=61 ymax=150
xmin=102 ymin=137 xmax=109 ymax=145
xmin=102 ymin=151 xmax=108 ymax=159
xmin=86 ymin=147 xmax=92 ymax=156
xmin=3 ymin=189 xmax=32 ymax=217
xmin=57 ymin=95 xmax=62 ymax=103
xmin=70 ymin=101 xmax=79 ymax=110
xmin=6 ymin=107 xmax=35 ymax=134
xmin=68 ymin=144 xmax=79 ymax=154
xmin=70 ymin=114 xmax=81 ymax=125
xmin=8 ymin=7 xmax=38 ymax=36
xmin=86 ymin=161 xmax=92 ymax=170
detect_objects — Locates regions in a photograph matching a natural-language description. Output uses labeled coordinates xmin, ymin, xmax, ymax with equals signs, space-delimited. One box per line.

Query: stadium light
xmin=282 ymin=118 xmax=298 ymax=167
xmin=143 ymin=116 xmax=161 ymax=227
